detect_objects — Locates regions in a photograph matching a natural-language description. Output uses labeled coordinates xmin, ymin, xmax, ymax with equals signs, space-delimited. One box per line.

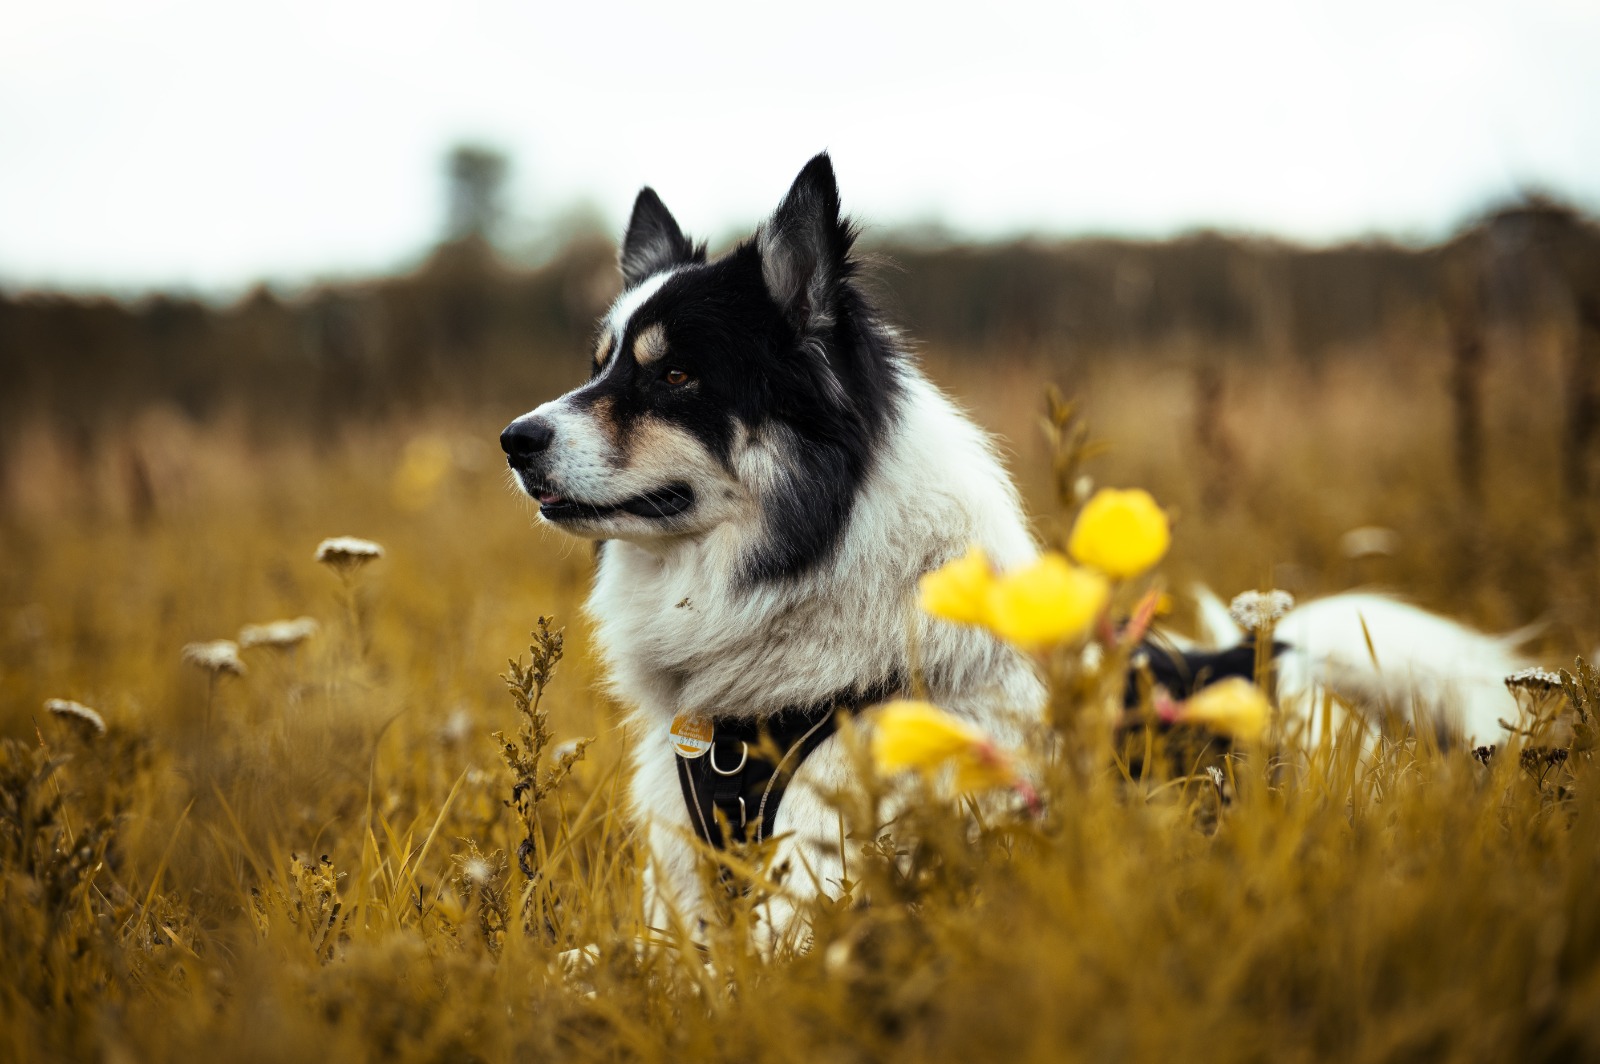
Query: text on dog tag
xmin=669 ymin=713 xmax=714 ymax=759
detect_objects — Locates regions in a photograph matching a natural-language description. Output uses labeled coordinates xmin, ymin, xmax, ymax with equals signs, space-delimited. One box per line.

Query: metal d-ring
xmin=709 ymin=740 xmax=748 ymax=777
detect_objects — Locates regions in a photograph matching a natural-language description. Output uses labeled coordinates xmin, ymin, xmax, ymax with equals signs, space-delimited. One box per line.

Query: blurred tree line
xmin=1 ymin=179 xmax=1596 ymax=444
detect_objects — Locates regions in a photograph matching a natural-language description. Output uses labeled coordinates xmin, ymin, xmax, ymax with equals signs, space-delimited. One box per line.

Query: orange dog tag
xmin=669 ymin=713 xmax=714 ymax=759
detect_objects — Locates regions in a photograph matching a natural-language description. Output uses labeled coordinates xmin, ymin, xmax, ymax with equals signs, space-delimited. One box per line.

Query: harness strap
xmin=673 ymin=680 xmax=899 ymax=851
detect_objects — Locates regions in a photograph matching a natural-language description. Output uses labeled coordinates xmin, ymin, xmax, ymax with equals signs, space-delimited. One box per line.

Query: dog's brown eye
xmin=663 ymin=368 xmax=690 ymax=386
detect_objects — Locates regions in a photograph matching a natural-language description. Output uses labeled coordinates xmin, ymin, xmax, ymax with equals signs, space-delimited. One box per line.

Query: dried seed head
xmin=1228 ymin=589 xmax=1295 ymax=630
xmin=314 ymin=536 xmax=384 ymax=573
xmin=45 ymin=698 xmax=106 ymax=738
xmin=182 ymin=640 xmax=246 ymax=676
xmin=462 ymin=858 xmax=494 ymax=886
xmin=1505 ymin=667 xmax=1564 ymax=693
xmin=238 ymin=616 xmax=319 ymax=650
xmin=438 ymin=708 xmax=472 ymax=747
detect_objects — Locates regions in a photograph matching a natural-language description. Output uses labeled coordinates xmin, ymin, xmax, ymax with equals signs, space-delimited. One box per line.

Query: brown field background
xmin=2 ymin=200 xmax=1600 ymax=1060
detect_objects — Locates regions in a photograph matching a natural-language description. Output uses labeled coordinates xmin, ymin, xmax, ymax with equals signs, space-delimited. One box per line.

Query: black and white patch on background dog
xmin=501 ymin=153 xmax=1533 ymax=949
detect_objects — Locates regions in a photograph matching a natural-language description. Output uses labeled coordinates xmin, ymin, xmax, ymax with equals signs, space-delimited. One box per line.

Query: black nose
xmin=501 ymin=418 xmax=554 ymax=459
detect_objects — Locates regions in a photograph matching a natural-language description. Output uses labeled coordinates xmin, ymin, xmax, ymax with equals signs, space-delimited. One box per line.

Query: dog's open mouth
xmin=532 ymin=482 xmax=695 ymax=522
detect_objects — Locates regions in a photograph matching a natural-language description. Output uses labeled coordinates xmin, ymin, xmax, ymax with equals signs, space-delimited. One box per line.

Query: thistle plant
xmin=449 ymin=841 xmax=510 ymax=954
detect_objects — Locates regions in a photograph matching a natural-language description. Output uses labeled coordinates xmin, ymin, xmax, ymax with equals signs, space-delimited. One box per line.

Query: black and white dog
xmin=501 ymin=154 xmax=1530 ymax=942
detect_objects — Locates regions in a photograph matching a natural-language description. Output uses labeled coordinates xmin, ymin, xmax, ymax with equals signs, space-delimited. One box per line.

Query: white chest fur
xmin=584 ymin=369 xmax=1042 ymax=728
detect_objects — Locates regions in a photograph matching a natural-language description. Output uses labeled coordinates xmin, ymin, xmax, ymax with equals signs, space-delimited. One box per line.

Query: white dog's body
xmin=1193 ymin=587 xmax=1535 ymax=747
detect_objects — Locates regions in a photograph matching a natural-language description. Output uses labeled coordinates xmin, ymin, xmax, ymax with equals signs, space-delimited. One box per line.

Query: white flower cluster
xmin=314 ymin=536 xmax=385 ymax=570
xmin=45 ymin=698 xmax=107 ymax=737
xmin=238 ymin=616 xmax=320 ymax=649
xmin=1228 ymin=589 xmax=1296 ymax=631
xmin=183 ymin=639 xmax=246 ymax=676
xmin=1503 ymin=666 xmax=1564 ymax=692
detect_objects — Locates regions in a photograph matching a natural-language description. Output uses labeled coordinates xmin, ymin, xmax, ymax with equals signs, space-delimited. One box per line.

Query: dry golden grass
xmin=1 ymin=344 xmax=1597 ymax=1062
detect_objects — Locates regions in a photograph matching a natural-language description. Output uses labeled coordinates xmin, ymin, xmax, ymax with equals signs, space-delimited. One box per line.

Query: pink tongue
xmin=539 ymin=492 xmax=564 ymax=505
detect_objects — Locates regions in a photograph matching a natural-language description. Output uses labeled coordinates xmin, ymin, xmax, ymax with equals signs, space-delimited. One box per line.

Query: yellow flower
xmin=919 ymin=546 xmax=1109 ymax=651
xmin=871 ymin=700 xmax=1017 ymax=792
xmin=1176 ymin=677 xmax=1270 ymax=742
xmin=918 ymin=545 xmax=994 ymax=625
xmin=984 ymin=554 xmax=1109 ymax=650
xmin=1068 ymin=488 xmax=1171 ymax=579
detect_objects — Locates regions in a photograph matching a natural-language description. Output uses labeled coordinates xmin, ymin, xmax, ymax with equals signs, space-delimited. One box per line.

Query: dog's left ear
xmin=758 ymin=153 xmax=853 ymax=332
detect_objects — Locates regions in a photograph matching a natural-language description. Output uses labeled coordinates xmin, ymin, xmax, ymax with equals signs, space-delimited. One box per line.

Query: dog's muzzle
xmin=499 ymin=412 xmax=697 ymax=522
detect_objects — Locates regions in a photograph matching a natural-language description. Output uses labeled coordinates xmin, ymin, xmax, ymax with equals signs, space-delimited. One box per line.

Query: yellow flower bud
xmin=1179 ymin=677 xmax=1270 ymax=742
xmin=1068 ymin=488 xmax=1171 ymax=579
xmin=918 ymin=544 xmax=994 ymax=625
xmin=983 ymin=553 xmax=1109 ymax=650
xmin=871 ymin=700 xmax=1017 ymax=792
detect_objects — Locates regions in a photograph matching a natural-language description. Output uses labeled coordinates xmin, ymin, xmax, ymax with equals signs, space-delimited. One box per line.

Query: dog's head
xmin=501 ymin=153 xmax=900 ymax=581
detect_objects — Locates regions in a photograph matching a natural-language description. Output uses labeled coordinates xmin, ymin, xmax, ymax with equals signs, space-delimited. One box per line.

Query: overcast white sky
xmin=2 ymin=0 xmax=1597 ymax=295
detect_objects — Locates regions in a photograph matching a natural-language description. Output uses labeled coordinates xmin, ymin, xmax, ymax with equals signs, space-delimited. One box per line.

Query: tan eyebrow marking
xmin=633 ymin=322 xmax=668 ymax=366
xmin=595 ymin=332 xmax=615 ymax=367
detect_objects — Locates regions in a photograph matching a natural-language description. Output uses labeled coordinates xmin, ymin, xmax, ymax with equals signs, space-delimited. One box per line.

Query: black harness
xmin=674 ymin=638 xmax=1280 ymax=850
xmin=1125 ymin=636 xmax=1275 ymax=705
xmin=674 ymin=681 xmax=900 ymax=849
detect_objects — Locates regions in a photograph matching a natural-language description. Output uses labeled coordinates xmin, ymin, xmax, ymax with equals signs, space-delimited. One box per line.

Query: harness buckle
xmin=709 ymin=740 xmax=748 ymax=777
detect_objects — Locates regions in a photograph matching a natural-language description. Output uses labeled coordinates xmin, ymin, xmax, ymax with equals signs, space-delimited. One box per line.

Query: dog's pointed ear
xmin=758 ymin=153 xmax=852 ymax=332
xmin=620 ymin=188 xmax=698 ymax=288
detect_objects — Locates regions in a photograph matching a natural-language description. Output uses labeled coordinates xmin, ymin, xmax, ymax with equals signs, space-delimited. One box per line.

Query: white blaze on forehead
xmin=606 ymin=269 xmax=676 ymax=347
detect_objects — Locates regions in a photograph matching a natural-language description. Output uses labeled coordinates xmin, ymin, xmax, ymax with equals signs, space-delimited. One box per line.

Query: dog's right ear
xmin=620 ymin=188 xmax=700 ymax=288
